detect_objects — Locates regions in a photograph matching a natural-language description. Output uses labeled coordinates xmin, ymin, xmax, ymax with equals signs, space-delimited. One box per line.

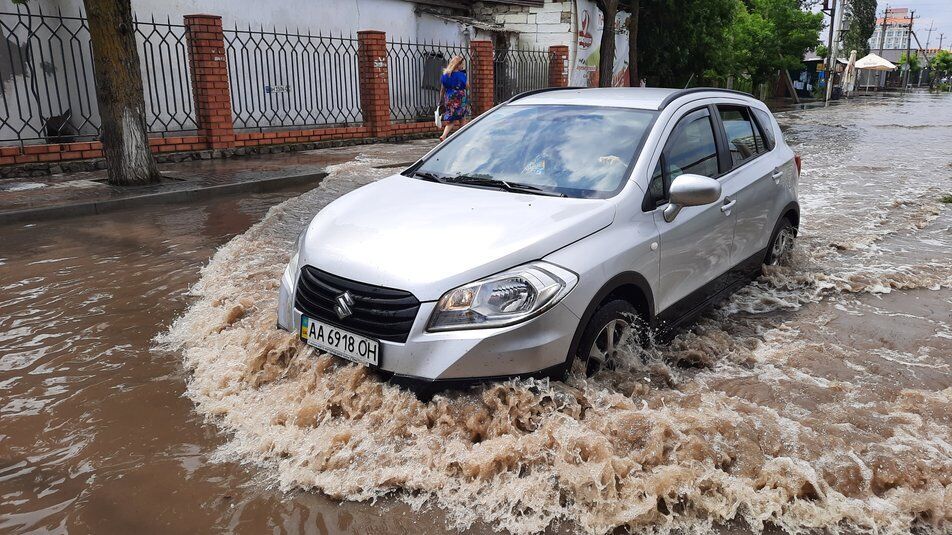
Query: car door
xmin=713 ymin=104 xmax=779 ymax=265
xmin=646 ymin=106 xmax=735 ymax=314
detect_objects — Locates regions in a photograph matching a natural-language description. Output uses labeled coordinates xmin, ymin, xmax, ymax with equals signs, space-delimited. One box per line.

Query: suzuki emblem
xmin=334 ymin=291 xmax=356 ymax=319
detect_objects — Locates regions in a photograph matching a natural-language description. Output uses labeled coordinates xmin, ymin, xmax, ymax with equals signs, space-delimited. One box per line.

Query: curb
xmin=0 ymin=171 xmax=327 ymax=225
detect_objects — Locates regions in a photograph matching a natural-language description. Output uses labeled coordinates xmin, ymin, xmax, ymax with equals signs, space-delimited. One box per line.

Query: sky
xmin=894 ymin=0 xmax=952 ymax=50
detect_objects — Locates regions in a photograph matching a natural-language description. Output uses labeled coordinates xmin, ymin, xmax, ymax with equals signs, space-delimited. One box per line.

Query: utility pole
xmin=921 ymin=19 xmax=936 ymax=87
xmin=924 ymin=20 xmax=935 ymax=52
xmin=902 ymin=10 xmax=914 ymax=90
xmin=877 ymin=6 xmax=890 ymax=89
xmin=823 ymin=0 xmax=838 ymax=102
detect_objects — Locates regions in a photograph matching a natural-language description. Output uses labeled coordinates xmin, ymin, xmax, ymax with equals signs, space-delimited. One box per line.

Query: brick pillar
xmin=184 ymin=14 xmax=235 ymax=149
xmin=548 ymin=45 xmax=570 ymax=88
xmin=357 ymin=30 xmax=390 ymax=137
xmin=469 ymin=40 xmax=494 ymax=115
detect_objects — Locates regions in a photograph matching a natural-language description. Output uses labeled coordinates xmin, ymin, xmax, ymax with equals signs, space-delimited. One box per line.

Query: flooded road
xmin=2 ymin=92 xmax=951 ymax=534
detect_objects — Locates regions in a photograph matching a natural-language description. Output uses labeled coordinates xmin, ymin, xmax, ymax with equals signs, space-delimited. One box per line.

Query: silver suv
xmin=277 ymin=87 xmax=800 ymax=385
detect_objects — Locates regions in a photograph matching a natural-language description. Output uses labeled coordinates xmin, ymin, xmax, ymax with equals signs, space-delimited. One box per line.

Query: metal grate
xmin=493 ymin=47 xmax=552 ymax=104
xmin=387 ymin=39 xmax=474 ymax=124
xmin=223 ymin=26 xmax=362 ymax=131
xmin=295 ymin=266 xmax=420 ymax=344
xmin=0 ymin=6 xmax=197 ymax=146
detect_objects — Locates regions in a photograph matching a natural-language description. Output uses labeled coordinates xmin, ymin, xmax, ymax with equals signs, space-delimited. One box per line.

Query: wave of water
xmin=158 ymin=95 xmax=952 ymax=534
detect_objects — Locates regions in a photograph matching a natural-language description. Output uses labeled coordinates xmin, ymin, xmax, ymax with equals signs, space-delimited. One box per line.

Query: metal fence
xmin=0 ymin=7 xmax=197 ymax=146
xmin=387 ymin=40 xmax=473 ymax=124
xmin=493 ymin=47 xmax=551 ymax=103
xmin=223 ymin=26 xmax=362 ymax=131
xmin=133 ymin=15 xmax=196 ymax=135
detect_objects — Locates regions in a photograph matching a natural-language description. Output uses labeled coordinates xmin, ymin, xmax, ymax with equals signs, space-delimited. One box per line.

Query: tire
xmin=765 ymin=218 xmax=796 ymax=266
xmin=572 ymin=299 xmax=641 ymax=376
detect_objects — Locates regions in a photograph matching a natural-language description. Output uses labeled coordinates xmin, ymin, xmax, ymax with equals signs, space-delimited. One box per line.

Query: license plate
xmin=300 ymin=316 xmax=379 ymax=366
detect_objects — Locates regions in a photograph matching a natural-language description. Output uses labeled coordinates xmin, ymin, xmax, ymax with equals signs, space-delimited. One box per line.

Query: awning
xmin=854 ymin=53 xmax=897 ymax=71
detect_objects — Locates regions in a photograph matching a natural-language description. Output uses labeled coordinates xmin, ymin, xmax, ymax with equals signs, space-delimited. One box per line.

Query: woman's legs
xmin=440 ymin=123 xmax=453 ymax=141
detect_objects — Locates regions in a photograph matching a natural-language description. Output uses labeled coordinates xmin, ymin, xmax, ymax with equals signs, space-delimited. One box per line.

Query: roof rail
xmin=658 ymin=87 xmax=754 ymax=109
xmin=506 ymin=86 xmax=584 ymax=104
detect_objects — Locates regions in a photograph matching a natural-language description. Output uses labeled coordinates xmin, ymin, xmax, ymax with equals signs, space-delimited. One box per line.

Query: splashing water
xmin=158 ymin=94 xmax=952 ymax=534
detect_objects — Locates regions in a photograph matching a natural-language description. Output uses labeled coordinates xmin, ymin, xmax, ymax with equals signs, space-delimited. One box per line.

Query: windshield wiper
xmin=412 ymin=170 xmax=448 ymax=183
xmin=449 ymin=174 xmax=566 ymax=197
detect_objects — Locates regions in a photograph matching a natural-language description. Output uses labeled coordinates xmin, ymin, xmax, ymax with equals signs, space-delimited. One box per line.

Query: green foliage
xmin=940 ymin=194 xmax=952 ymax=204
xmin=635 ymin=0 xmax=737 ymax=87
xmin=898 ymin=53 xmax=920 ymax=72
xmin=631 ymin=0 xmax=822 ymax=90
xmin=931 ymin=50 xmax=952 ymax=73
xmin=815 ymin=44 xmax=828 ymax=59
xmin=841 ymin=0 xmax=876 ymax=56
xmin=716 ymin=0 xmax=824 ymax=87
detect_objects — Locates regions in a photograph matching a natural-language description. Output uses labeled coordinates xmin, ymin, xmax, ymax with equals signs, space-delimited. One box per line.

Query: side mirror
xmin=662 ymin=174 xmax=722 ymax=222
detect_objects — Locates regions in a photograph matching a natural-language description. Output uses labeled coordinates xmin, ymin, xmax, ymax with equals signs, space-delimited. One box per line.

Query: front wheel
xmin=573 ymin=300 xmax=640 ymax=376
xmin=765 ymin=219 xmax=796 ymax=266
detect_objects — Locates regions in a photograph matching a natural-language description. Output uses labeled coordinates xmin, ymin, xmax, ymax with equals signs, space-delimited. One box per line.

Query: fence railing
xmin=223 ymin=26 xmax=362 ymax=131
xmin=493 ymin=47 xmax=551 ymax=103
xmin=134 ymin=15 xmax=197 ymax=135
xmin=0 ymin=8 xmax=98 ymax=144
xmin=387 ymin=40 xmax=474 ymax=124
xmin=1 ymin=11 xmax=568 ymax=157
xmin=0 ymin=7 xmax=197 ymax=146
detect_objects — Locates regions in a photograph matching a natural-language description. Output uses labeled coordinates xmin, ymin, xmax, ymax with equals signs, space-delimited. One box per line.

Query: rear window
xmin=751 ymin=108 xmax=777 ymax=151
xmin=414 ymin=104 xmax=658 ymax=199
xmin=718 ymin=106 xmax=762 ymax=165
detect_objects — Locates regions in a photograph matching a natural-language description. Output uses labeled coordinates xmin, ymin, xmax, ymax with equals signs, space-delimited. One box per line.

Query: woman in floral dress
xmin=439 ymin=55 xmax=470 ymax=141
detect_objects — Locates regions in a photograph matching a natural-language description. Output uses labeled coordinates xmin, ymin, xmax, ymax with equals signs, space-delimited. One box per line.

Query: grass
xmin=941 ymin=194 xmax=952 ymax=204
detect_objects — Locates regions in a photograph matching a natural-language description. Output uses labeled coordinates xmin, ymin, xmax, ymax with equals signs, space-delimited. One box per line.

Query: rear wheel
xmin=765 ymin=218 xmax=796 ymax=266
xmin=573 ymin=300 xmax=640 ymax=376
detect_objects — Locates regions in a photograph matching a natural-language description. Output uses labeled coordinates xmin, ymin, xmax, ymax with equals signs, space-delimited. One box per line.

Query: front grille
xmin=295 ymin=266 xmax=420 ymax=343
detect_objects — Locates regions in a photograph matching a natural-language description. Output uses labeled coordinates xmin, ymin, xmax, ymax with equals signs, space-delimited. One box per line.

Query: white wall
xmin=1 ymin=0 xmax=474 ymax=144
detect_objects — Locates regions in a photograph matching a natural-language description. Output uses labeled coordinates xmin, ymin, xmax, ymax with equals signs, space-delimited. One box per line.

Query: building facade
xmin=867 ymin=7 xmax=914 ymax=62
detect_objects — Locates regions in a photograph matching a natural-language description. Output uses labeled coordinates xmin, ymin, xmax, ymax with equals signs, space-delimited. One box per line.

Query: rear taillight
xmin=794 ymin=153 xmax=802 ymax=175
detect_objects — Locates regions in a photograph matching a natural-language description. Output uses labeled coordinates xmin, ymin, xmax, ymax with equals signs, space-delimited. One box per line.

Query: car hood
xmin=299 ymin=174 xmax=615 ymax=301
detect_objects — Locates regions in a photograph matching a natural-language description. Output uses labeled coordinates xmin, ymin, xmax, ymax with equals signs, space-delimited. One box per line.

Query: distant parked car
xmin=277 ymin=87 xmax=801 ymax=385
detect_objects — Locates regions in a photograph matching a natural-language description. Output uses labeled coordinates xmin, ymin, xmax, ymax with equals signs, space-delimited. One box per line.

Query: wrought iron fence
xmin=133 ymin=15 xmax=196 ymax=136
xmin=223 ymin=26 xmax=362 ymax=131
xmin=387 ymin=40 xmax=473 ymax=124
xmin=0 ymin=7 xmax=98 ymax=144
xmin=0 ymin=6 xmax=196 ymax=146
xmin=493 ymin=47 xmax=551 ymax=103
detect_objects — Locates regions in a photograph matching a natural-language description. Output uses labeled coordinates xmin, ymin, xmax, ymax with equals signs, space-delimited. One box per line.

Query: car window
xmin=414 ymin=104 xmax=658 ymax=199
xmin=718 ymin=106 xmax=763 ymax=165
xmin=646 ymin=108 xmax=718 ymax=208
xmin=751 ymin=108 xmax=776 ymax=151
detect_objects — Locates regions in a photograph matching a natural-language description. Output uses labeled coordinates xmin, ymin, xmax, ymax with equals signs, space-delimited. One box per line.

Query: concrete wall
xmin=472 ymin=0 xmax=574 ymax=50
xmin=472 ymin=0 xmax=631 ymax=87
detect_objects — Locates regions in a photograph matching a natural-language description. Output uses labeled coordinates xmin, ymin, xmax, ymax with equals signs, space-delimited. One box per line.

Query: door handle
xmin=720 ymin=198 xmax=736 ymax=213
xmin=772 ymin=169 xmax=783 ymax=182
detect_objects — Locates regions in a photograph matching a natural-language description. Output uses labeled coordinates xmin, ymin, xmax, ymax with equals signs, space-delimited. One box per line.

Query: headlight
xmin=427 ymin=262 xmax=577 ymax=331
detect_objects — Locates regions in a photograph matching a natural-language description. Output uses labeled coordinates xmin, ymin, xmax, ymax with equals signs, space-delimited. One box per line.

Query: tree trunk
xmin=596 ymin=0 xmax=618 ymax=87
xmin=627 ymin=0 xmax=640 ymax=86
xmin=85 ymin=0 xmax=160 ymax=186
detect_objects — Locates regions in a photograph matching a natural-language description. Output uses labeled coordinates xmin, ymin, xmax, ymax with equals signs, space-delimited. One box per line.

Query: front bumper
xmin=278 ymin=279 xmax=580 ymax=381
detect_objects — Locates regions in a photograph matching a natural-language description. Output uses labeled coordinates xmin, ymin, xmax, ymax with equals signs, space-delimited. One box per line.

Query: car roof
xmin=510 ymin=87 xmax=758 ymax=111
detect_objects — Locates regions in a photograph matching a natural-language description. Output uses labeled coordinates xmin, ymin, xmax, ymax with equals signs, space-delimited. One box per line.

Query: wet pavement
xmin=1 ymin=95 xmax=950 ymax=535
xmin=0 ymin=148 xmax=365 ymax=219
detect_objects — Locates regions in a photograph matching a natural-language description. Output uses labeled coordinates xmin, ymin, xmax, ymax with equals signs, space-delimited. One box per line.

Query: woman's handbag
xmin=434 ymin=107 xmax=442 ymax=128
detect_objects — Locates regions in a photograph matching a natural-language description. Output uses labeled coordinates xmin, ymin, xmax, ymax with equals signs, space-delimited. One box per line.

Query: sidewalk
xmin=0 ymin=142 xmax=432 ymax=224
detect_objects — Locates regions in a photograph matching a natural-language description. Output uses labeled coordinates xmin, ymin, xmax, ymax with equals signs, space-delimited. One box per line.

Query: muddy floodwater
xmin=2 ymin=92 xmax=951 ymax=534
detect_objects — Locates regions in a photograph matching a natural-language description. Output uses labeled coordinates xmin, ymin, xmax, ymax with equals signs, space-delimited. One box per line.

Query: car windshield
xmin=413 ymin=104 xmax=658 ymax=198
